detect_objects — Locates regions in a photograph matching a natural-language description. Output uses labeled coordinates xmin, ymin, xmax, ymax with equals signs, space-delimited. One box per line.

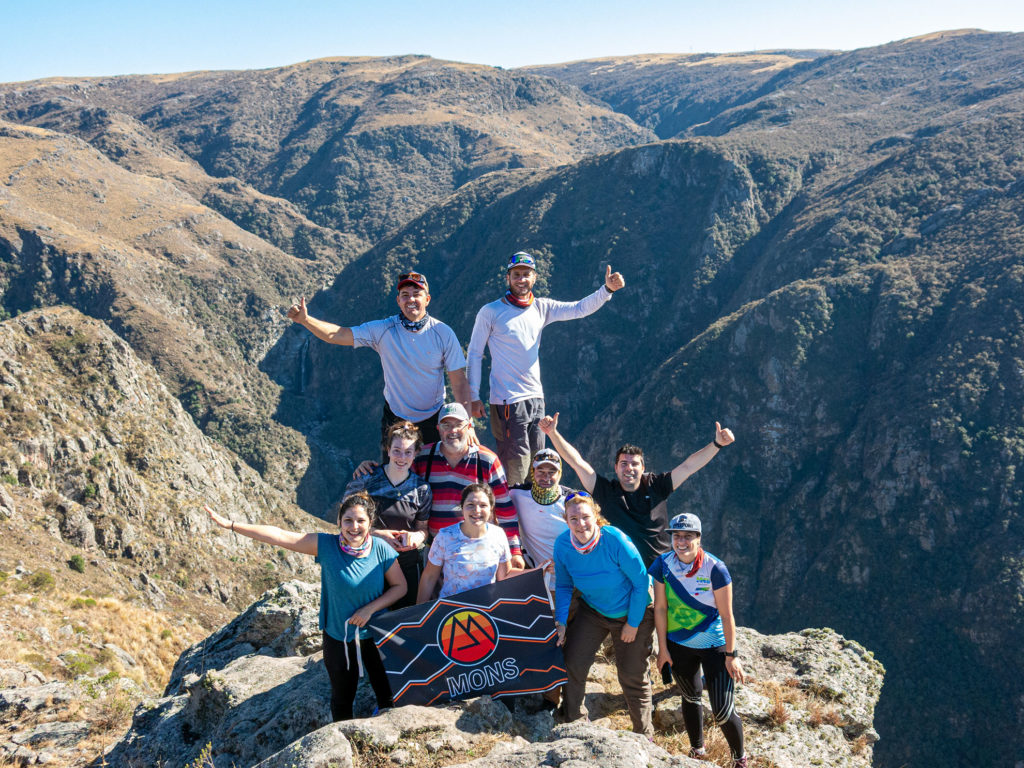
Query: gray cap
xmin=667 ymin=512 xmax=701 ymax=534
xmin=437 ymin=402 xmax=470 ymax=424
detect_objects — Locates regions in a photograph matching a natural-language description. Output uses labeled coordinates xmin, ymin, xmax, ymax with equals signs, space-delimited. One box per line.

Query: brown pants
xmin=561 ymin=600 xmax=655 ymax=737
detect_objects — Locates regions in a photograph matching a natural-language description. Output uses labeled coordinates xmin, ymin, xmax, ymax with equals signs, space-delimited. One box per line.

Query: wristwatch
xmin=723 ymin=650 xmax=740 ymax=658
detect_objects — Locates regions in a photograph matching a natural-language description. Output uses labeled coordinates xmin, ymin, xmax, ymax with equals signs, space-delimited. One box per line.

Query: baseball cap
xmin=532 ymin=449 xmax=561 ymax=469
xmin=667 ymin=512 xmax=702 ymax=534
xmin=437 ymin=402 xmax=470 ymax=424
xmin=396 ymin=271 xmax=429 ymax=292
xmin=507 ymin=252 xmax=537 ymax=271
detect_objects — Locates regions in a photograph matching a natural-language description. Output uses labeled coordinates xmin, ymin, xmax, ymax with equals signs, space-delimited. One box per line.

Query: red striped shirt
xmin=413 ymin=443 xmax=521 ymax=556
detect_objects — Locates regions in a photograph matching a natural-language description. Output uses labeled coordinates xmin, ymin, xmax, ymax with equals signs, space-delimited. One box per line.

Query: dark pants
xmin=393 ymin=548 xmax=422 ymax=609
xmin=322 ymin=630 xmax=393 ymax=721
xmin=667 ymin=641 xmax=744 ymax=759
xmin=561 ymin=601 xmax=655 ymax=737
xmin=489 ymin=398 xmax=545 ymax=486
xmin=381 ymin=401 xmax=440 ymax=461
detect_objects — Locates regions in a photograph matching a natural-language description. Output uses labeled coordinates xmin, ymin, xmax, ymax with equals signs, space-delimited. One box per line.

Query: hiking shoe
xmin=733 ymin=757 xmax=749 ymax=768
xmin=688 ymin=746 xmax=707 ymax=759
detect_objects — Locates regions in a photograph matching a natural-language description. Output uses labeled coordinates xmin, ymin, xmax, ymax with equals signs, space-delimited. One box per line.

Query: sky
xmin=2 ymin=0 xmax=1023 ymax=83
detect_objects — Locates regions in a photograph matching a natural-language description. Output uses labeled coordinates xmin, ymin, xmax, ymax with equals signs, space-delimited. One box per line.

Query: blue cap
xmin=667 ymin=513 xmax=701 ymax=534
xmin=507 ymin=252 xmax=537 ymax=271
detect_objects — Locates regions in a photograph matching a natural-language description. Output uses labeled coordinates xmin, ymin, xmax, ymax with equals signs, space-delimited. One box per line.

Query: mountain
xmin=0 ymin=307 xmax=323 ymax=762
xmin=0 ymin=56 xmax=655 ymax=242
xmin=264 ymin=31 xmax=1024 ymax=767
xmin=525 ymin=49 xmax=835 ymax=138
xmin=1 ymin=31 xmax=1023 ymax=767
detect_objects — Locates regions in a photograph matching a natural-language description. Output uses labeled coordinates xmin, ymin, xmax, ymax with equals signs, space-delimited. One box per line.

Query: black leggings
xmin=667 ymin=641 xmax=744 ymax=759
xmin=322 ymin=631 xmax=393 ymax=721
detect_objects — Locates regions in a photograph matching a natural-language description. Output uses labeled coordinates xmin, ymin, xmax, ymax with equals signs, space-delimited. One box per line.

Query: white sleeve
xmin=540 ymin=286 xmax=611 ymax=326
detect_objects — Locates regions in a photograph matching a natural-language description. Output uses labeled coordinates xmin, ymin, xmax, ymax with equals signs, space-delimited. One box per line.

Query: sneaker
xmin=733 ymin=757 xmax=748 ymax=768
xmin=689 ymin=746 xmax=707 ymax=759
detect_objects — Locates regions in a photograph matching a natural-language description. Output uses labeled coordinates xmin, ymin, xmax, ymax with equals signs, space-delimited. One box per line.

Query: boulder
xmin=165 ymin=580 xmax=321 ymax=695
xmin=252 ymin=723 xmax=353 ymax=768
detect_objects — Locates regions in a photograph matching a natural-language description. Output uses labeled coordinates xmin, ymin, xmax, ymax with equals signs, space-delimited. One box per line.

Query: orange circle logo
xmin=437 ymin=609 xmax=499 ymax=665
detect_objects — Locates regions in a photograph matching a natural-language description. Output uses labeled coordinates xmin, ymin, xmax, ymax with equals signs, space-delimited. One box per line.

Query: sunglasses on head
xmin=564 ymin=490 xmax=592 ymax=503
xmin=398 ymin=272 xmax=426 ymax=283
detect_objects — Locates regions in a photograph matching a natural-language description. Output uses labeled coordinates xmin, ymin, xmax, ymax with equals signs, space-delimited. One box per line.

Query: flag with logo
xmin=371 ymin=569 xmax=566 ymax=706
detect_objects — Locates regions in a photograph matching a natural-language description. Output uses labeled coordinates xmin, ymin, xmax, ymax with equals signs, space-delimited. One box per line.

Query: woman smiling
xmin=416 ymin=482 xmax=512 ymax=602
xmin=651 ymin=512 xmax=746 ymax=767
xmin=205 ymin=492 xmax=406 ymax=721
xmin=552 ymin=492 xmax=654 ymax=738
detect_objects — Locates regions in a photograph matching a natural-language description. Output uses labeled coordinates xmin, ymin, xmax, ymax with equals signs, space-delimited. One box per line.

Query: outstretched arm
xmin=286 ymin=297 xmax=354 ymax=346
xmin=670 ymin=421 xmax=735 ymax=490
xmin=538 ymin=413 xmax=597 ymax=492
xmin=205 ymin=504 xmax=319 ymax=556
xmin=541 ymin=265 xmax=625 ymax=325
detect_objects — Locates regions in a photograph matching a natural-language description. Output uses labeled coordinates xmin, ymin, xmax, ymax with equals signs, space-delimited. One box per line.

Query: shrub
xmin=93 ymin=693 xmax=133 ymax=733
xmin=68 ymin=555 xmax=86 ymax=573
xmin=160 ymin=629 xmax=173 ymax=640
xmin=64 ymin=652 xmax=97 ymax=676
xmin=83 ymin=483 xmax=98 ymax=500
xmin=17 ymin=570 xmax=56 ymax=593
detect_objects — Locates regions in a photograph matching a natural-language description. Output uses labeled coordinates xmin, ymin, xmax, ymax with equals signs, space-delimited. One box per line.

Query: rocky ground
xmin=75 ymin=580 xmax=885 ymax=768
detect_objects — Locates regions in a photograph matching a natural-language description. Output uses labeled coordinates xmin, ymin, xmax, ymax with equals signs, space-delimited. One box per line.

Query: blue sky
xmin=2 ymin=0 xmax=1023 ymax=82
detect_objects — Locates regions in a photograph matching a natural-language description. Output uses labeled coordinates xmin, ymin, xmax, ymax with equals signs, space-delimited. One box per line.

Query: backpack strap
xmin=423 ymin=442 xmax=440 ymax=484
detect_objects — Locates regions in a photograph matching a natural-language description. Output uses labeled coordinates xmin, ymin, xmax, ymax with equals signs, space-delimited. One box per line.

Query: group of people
xmin=205 ymin=252 xmax=748 ymax=767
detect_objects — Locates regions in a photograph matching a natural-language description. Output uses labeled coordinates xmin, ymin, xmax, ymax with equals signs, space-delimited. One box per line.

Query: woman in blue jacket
xmin=553 ymin=491 xmax=654 ymax=738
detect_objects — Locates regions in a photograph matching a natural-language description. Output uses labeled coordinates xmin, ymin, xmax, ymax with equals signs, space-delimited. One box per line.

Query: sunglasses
xmin=564 ymin=490 xmax=592 ymax=503
xmin=507 ymin=255 xmax=534 ymax=267
xmin=397 ymin=272 xmax=426 ymax=283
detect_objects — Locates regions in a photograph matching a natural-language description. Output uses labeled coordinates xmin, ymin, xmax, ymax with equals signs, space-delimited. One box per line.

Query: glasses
xmin=507 ymin=255 xmax=533 ymax=267
xmin=397 ymin=272 xmax=426 ymax=283
xmin=564 ymin=490 xmax=591 ymax=503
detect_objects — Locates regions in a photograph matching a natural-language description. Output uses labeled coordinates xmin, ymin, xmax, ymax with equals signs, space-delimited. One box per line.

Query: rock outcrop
xmin=105 ymin=580 xmax=884 ymax=768
xmin=0 ymin=308 xmax=326 ymax=766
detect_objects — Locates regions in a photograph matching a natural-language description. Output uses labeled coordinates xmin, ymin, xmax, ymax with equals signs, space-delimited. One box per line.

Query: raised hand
xmin=605 ymin=265 xmax=625 ymax=293
xmin=538 ymin=412 xmax=559 ymax=436
xmin=204 ymin=504 xmax=231 ymax=530
xmin=715 ymin=421 xmax=735 ymax=447
xmin=286 ymin=297 xmax=308 ymax=323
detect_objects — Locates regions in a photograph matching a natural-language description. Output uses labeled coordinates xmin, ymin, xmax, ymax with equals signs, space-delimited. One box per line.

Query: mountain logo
xmin=437 ymin=609 xmax=499 ymax=665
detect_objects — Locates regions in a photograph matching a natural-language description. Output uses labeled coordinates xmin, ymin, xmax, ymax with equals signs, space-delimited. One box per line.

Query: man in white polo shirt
xmin=287 ymin=271 xmax=471 ymax=447
xmin=468 ymin=252 xmax=625 ymax=485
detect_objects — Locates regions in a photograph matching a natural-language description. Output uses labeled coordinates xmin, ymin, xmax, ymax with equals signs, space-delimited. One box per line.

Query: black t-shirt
xmin=591 ymin=472 xmax=675 ymax=567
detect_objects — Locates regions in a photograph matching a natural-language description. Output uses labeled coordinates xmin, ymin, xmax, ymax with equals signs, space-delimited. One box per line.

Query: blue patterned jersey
xmin=649 ymin=550 xmax=731 ymax=648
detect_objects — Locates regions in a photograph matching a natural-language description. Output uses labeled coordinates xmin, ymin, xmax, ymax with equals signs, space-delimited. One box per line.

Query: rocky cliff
xmin=0 ymin=307 xmax=325 ymax=765
xmin=103 ymin=580 xmax=883 ymax=768
xmin=1 ymin=31 xmax=1022 ymax=767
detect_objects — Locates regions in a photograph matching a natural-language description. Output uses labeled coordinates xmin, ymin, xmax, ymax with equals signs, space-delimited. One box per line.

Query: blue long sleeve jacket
xmin=553 ymin=525 xmax=651 ymax=627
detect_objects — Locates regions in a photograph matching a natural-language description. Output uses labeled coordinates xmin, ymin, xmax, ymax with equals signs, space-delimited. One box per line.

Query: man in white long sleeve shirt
xmin=467 ymin=252 xmax=625 ymax=485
